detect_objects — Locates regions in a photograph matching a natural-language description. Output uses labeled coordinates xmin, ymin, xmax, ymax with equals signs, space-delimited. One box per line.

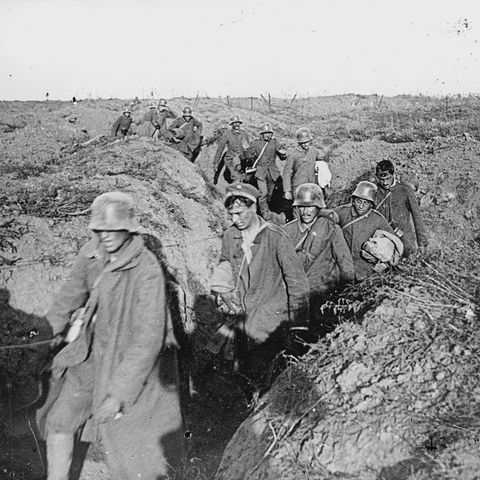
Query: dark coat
xmin=111 ymin=115 xmax=133 ymax=137
xmin=249 ymin=138 xmax=284 ymax=182
xmin=169 ymin=116 xmax=203 ymax=157
xmin=37 ymin=235 xmax=184 ymax=479
xmin=282 ymin=146 xmax=322 ymax=195
xmin=214 ymin=129 xmax=250 ymax=168
xmin=375 ymin=180 xmax=429 ymax=255
xmin=220 ymin=218 xmax=309 ymax=343
xmin=138 ymin=109 xmax=160 ymax=137
xmin=283 ymin=216 xmax=355 ymax=294
xmin=334 ymin=204 xmax=396 ymax=281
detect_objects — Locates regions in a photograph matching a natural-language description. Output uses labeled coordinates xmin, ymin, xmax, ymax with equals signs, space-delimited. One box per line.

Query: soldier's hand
xmin=97 ymin=395 xmax=122 ymax=423
xmin=50 ymin=333 xmax=65 ymax=348
xmin=284 ymin=191 xmax=293 ymax=200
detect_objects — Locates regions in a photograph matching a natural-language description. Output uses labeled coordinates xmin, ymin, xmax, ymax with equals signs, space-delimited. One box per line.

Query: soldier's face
xmin=262 ymin=132 xmax=273 ymax=142
xmin=298 ymin=206 xmax=318 ymax=225
xmin=232 ymin=122 xmax=241 ymax=131
xmin=352 ymin=197 xmax=373 ymax=216
xmin=377 ymin=173 xmax=394 ymax=190
xmin=228 ymin=200 xmax=256 ymax=230
xmin=98 ymin=230 xmax=131 ymax=253
xmin=299 ymin=141 xmax=312 ymax=151
xmin=124 ymin=112 xmax=131 ymax=117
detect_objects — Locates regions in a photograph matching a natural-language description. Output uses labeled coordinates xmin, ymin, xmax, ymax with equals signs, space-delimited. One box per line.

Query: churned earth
xmin=1 ymin=94 xmax=480 ymax=479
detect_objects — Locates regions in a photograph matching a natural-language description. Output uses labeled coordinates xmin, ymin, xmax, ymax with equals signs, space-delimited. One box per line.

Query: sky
xmin=1 ymin=0 xmax=480 ymax=100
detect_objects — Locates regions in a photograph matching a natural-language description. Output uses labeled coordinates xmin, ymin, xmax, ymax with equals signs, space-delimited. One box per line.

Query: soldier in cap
xmin=138 ymin=101 xmax=161 ymax=138
xmin=213 ymin=115 xmax=250 ymax=184
xmin=334 ymin=181 xmax=398 ymax=281
xmin=37 ymin=192 xmax=184 ymax=480
xmin=111 ymin=107 xmax=134 ymax=139
xmin=375 ymin=160 xmax=429 ymax=256
xmin=283 ymin=184 xmax=354 ymax=327
xmin=168 ymin=106 xmax=203 ymax=162
xmin=214 ymin=182 xmax=309 ymax=389
xmin=244 ymin=122 xmax=287 ymax=216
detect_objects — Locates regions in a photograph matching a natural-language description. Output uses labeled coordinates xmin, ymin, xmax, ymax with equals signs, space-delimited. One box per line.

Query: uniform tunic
xmin=219 ymin=218 xmax=309 ymax=344
xmin=37 ymin=235 xmax=184 ymax=480
xmin=375 ymin=180 xmax=429 ymax=255
xmin=138 ymin=109 xmax=160 ymax=137
xmin=169 ymin=116 xmax=203 ymax=160
xmin=283 ymin=146 xmax=330 ymax=195
xmin=214 ymin=129 xmax=250 ymax=181
xmin=334 ymin=204 xmax=396 ymax=281
xmin=111 ymin=115 xmax=133 ymax=138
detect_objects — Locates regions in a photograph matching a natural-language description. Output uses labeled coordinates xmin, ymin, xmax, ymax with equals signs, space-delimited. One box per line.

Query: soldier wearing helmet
xmin=111 ymin=107 xmax=134 ymax=139
xmin=37 ymin=192 xmax=184 ymax=480
xmin=168 ymin=106 xmax=203 ymax=161
xmin=213 ymin=115 xmax=250 ymax=184
xmin=243 ymin=122 xmax=287 ymax=216
xmin=334 ymin=181 xmax=399 ymax=281
xmin=282 ymin=127 xmax=332 ymax=220
xmin=138 ymin=101 xmax=161 ymax=138
xmin=283 ymin=183 xmax=354 ymax=328
xmin=375 ymin=160 xmax=429 ymax=256
xmin=154 ymin=98 xmax=177 ymax=140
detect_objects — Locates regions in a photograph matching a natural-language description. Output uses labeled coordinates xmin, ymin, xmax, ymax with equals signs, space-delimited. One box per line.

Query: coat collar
xmin=84 ymin=234 xmax=144 ymax=271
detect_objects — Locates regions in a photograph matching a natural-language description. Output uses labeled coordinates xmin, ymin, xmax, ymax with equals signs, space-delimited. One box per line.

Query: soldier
xmin=245 ymin=122 xmax=287 ymax=215
xmin=215 ymin=183 xmax=309 ymax=388
xmin=37 ymin=192 xmax=184 ymax=480
xmin=168 ymin=106 xmax=203 ymax=162
xmin=375 ymin=160 xmax=429 ymax=256
xmin=156 ymin=98 xmax=177 ymax=140
xmin=283 ymin=184 xmax=354 ymax=325
xmin=111 ymin=107 xmax=133 ymax=139
xmin=138 ymin=101 xmax=160 ymax=138
xmin=283 ymin=127 xmax=332 ymax=220
xmin=334 ymin=181 xmax=399 ymax=281
xmin=213 ymin=115 xmax=250 ymax=183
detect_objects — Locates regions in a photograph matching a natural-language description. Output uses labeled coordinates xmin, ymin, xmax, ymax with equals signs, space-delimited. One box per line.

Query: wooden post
xmin=445 ymin=95 xmax=449 ymax=116
xmin=250 ymin=97 xmax=253 ymax=110
xmin=268 ymin=93 xmax=271 ymax=111
xmin=288 ymin=93 xmax=297 ymax=109
xmin=194 ymin=93 xmax=199 ymax=108
xmin=260 ymin=94 xmax=268 ymax=104
xmin=377 ymin=95 xmax=384 ymax=108
xmin=227 ymin=95 xmax=231 ymax=108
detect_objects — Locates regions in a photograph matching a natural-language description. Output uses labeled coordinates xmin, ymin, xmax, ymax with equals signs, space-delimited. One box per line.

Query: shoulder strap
xmin=294 ymin=216 xmax=319 ymax=251
xmin=342 ymin=212 xmax=368 ymax=231
xmin=250 ymin=141 xmax=269 ymax=169
xmin=376 ymin=191 xmax=392 ymax=211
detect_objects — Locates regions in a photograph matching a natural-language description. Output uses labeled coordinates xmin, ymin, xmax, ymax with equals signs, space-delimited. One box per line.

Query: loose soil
xmin=1 ymin=95 xmax=480 ymax=479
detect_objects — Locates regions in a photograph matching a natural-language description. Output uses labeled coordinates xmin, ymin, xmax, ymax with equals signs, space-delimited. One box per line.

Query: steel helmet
xmin=260 ymin=123 xmax=273 ymax=134
xmin=293 ymin=183 xmax=326 ymax=208
xmin=296 ymin=127 xmax=313 ymax=144
xmin=351 ymin=181 xmax=377 ymax=204
xmin=229 ymin=115 xmax=242 ymax=125
xmin=158 ymin=98 xmax=168 ymax=107
xmin=88 ymin=192 xmax=140 ymax=232
xmin=123 ymin=107 xmax=132 ymax=114
xmin=182 ymin=106 xmax=193 ymax=116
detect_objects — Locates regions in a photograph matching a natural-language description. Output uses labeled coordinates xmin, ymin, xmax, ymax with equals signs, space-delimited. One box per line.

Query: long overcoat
xmin=375 ymin=180 xmax=429 ymax=255
xmin=219 ymin=219 xmax=309 ymax=343
xmin=36 ymin=235 xmax=184 ymax=480
xmin=334 ymin=204 xmax=396 ymax=281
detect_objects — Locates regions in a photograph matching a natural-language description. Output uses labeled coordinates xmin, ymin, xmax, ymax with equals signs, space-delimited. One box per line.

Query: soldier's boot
xmin=46 ymin=432 xmax=74 ymax=480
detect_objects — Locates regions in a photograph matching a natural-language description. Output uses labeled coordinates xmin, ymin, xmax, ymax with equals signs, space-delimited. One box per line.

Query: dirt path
xmin=0 ymin=356 xmax=250 ymax=480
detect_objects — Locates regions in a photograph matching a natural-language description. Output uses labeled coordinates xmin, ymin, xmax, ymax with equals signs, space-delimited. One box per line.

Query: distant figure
xmin=138 ymin=101 xmax=160 ymax=138
xmin=46 ymin=92 xmax=49 ymax=101
xmin=282 ymin=127 xmax=332 ymax=221
xmin=72 ymin=96 xmax=77 ymax=103
xmin=156 ymin=99 xmax=177 ymax=140
xmin=213 ymin=115 xmax=250 ymax=183
xmin=111 ymin=107 xmax=133 ymax=139
xmin=168 ymin=107 xmax=203 ymax=162
xmin=375 ymin=160 xmax=429 ymax=256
